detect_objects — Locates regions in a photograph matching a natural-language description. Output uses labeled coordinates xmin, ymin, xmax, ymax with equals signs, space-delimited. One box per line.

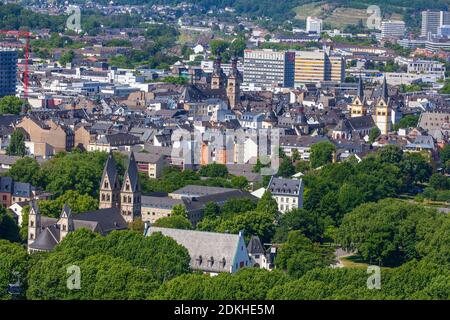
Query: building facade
xmin=0 ymin=49 xmax=17 ymax=97
xmin=294 ymin=50 xmax=345 ymax=85
xmin=243 ymin=49 xmax=295 ymax=90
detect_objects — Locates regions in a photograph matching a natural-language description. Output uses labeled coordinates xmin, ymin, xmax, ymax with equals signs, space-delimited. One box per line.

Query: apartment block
xmin=243 ymin=49 xmax=295 ymax=90
xmin=294 ymin=50 xmax=345 ymax=85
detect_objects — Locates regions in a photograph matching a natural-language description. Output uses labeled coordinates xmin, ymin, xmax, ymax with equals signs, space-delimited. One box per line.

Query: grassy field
xmin=340 ymin=255 xmax=370 ymax=269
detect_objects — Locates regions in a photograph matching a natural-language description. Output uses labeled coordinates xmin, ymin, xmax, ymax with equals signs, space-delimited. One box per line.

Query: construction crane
xmin=0 ymin=30 xmax=32 ymax=98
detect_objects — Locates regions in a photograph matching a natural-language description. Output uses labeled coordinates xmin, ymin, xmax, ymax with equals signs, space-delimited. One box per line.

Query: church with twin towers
xmin=27 ymin=152 xmax=141 ymax=253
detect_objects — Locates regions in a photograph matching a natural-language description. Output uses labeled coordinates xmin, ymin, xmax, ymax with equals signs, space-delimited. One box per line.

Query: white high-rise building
xmin=380 ymin=20 xmax=405 ymax=39
xmin=306 ymin=16 xmax=323 ymax=34
xmin=421 ymin=10 xmax=450 ymax=38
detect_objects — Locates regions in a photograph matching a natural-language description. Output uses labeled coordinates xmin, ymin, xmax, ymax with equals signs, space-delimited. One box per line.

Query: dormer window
xmin=219 ymin=257 xmax=226 ymax=268
xmin=208 ymin=256 xmax=214 ymax=267
xmin=196 ymin=255 xmax=203 ymax=265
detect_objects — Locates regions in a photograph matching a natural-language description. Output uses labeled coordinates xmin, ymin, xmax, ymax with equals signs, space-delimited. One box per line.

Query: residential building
xmin=306 ymin=16 xmax=323 ymax=34
xmin=144 ymin=226 xmax=252 ymax=274
xmin=380 ymin=20 xmax=405 ymax=39
xmin=243 ymin=49 xmax=295 ymax=90
xmin=267 ymin=176 xmax=304 ymax=213
xmin=16 ymin=116 xmax=74 ymax=157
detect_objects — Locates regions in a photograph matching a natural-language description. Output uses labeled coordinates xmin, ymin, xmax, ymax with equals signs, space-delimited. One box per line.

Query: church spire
xmin=381 ymin=76 xmax=388 ymax=101
xmin=120 ymin=151 xmax=141 ymax=223
xmin=99 ymin=150 xmax=120 ymax=209
xmin=357 ymin=74 xmax=364 ymax=99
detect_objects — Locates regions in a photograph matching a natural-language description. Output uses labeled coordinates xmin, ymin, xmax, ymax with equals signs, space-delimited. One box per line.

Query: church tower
xmin=374 ymin=77 xmax=392 ymax=135
xmin=99 ymin=151 xmax=120 ymax=209
xmin=28 ymin=200 xmax=41 ymax=246
xmin=211 ymin=56 xmax=224 ymax=89
xmin=120 ymin=152 xmax=141 ymax=223
xmin=227 ymin=57 xmax=240 ymax=109
xmin=350 ymin=75 xmax=367 ymax=117
xmin=59 ymin=204 xmax=74 ymax=241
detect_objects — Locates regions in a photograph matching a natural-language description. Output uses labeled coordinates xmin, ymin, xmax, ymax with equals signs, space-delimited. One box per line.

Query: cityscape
xmin=0 ymin=0 xmax=449 ymax=308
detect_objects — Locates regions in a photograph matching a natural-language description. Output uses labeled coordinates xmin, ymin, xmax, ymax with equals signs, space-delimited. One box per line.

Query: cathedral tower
xmin=211 ymin=55 xmax=224 ymax=89
xmin=99 ymin=151 xmax=121 ymax=209
xmin=227 ymin=57 xmax=240 ymax=109
xmin=374 ymin=77 xmax=392 ymax=135
xmin=350 ymin=75 xmax=367 ymax=117
xmin=120 ymin=152 xmax=141 ymax=223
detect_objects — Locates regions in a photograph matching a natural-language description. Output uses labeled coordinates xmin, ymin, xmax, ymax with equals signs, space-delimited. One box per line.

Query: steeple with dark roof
xmin=99 ymin=150 xmax=120 ymax=209
xmin=357 ymin=74 xmax=364 ymax=99
xmin=381 ymin=76 xmax=389 ymax=102
xmin=120 ymin=151 xmax=141 ymax=223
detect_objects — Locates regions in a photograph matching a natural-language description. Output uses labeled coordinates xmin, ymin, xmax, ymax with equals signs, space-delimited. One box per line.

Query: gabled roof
xmin=268 ymin=177 xmax=303 ymax=196
xmin=348 ymin=115 xmax=376 ymax=130
xmin=247 ymin=236 xmax=265 ymax=255
xmin=145 ymin=227 xmax=246 ymax=273
xmin=101 ymin=151 xmax=118 ymax=189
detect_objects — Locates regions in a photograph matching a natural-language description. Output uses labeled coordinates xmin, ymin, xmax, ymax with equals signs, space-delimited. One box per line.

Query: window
xmin=104 ymin=181 xmax=109 ymax=189
xmin=30 ymin=221 xmax=34 ymax=227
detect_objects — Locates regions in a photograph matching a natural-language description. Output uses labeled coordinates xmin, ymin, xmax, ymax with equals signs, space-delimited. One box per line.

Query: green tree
xmin=153 ymin=215 xmax=192 ymax=230
xmin=8 ymin=157 xmax=41 ymax=185
xmin=6 ymin=130 xmax=26 ymax=157
xmin=275 ymin=231 xmax=333 ymax=278
xmin=310 ymin=141 xmax=336 ymax=168
xmin=0 ymin=208 xmax=20 ymax=243
xmin=203 ymin=201 xmax=220 ymax=218
xmin=210 ymin=39 xmax=229 ymax=56
xmin=369 ymin=127 xmax=381 ymax=143
xmin=0 ymin=240 xmax=29 ymax=299
xmin=337 ymin=199 xmax=443 ymax=266
xmin=0 ymin=96 xmax=23 ymax=115
xmin=198 ymin=163 xmax=228 ymax=178
xmin=256 ymin=190 xmax=278 ymax=214
xmin=171 ymin=204 xmax=188 ymax=219
xmin=278 ymin=157 xmax=295 ymax=177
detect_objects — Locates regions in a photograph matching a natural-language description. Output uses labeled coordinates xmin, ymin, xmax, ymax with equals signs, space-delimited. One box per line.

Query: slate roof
xmin=122 ymin=152 xmax=139 ymax=192
xmin=145 ymin=227 xmax=244 ymax=273
xmin=247 ymin=236 xmax=265 ymax=255
xmin=170 ymin=185 xmax=236 ymax=198
xmin=347 ymin=115 xmax=376 ymax=131
xmin=29 ymin=207 xmax=127 ymax=251
xmin=12 ymin=182 xmax=34 ymax=198
xmin=268 ymin=177 xmax=303 ymax=196
xmin=101 ymin=151 xmax=118 ymax=189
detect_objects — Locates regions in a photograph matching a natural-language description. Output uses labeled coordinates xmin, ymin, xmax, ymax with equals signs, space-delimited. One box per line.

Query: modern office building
xmin=421 ymin=10 xmax=450 ymax=37
xmin=407 ymin=60 xmax=446 ymax=77
xmin=243 ymin=49 xmax=295 ymax=90
xmin=306 ymin=16 xmax=323 ymax=34
xmin=294 ymin=50 xmax=345 ymax=85
xmin=380 ymin=20 xmax=405 ymax=39
xmin=0 ymin=49 xmax=18 ymax=97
